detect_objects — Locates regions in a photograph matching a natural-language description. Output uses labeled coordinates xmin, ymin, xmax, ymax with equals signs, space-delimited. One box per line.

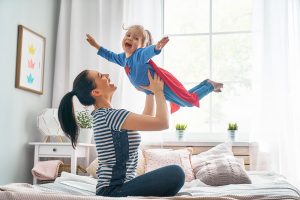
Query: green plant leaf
xmin=76 ymin=109 xmax=93 ymax=129
xmin=175 ymin=123 xmax=187 ymax=130
xmin=228 ymin=122 xmax=238 ymax=130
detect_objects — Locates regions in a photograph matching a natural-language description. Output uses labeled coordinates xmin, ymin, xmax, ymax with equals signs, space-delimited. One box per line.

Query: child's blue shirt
xmin=97 ymin=45 xmax=161 ymax=93
xmin=96 ymin=44 xmax=212 ymax=113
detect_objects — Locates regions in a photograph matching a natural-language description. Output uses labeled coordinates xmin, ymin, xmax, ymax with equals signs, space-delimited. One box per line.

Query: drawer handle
xmin=53 ymin=148 xmax=57 ymax=152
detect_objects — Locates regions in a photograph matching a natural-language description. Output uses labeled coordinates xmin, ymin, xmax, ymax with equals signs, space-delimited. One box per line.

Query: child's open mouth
xmin=125 ymin=42 xmax=132 ymax=49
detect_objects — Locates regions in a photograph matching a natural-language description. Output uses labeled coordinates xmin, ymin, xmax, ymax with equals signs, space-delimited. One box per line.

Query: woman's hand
xmin=121 ymin=71 xmax=168 ymax=131
xmin=86 ymin=34 xmax=100 ymax=50
xmin=155 ymin=36 xmax=169 ymax=51
xmin=141 ymin=71 xmax=164 ymax=94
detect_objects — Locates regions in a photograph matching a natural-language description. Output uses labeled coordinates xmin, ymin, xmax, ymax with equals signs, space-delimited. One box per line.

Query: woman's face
xmin=89 ymin=70 xmax=116 ymax=97
xmin=122 ymin=28 xmax=144 ymax=56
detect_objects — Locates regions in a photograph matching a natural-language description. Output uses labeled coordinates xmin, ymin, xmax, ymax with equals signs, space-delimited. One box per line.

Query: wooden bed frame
xmin=141 ymin=143 xmax=252 ymax=170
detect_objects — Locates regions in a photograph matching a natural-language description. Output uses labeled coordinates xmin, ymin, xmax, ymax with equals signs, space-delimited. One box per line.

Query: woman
xmin=58 ymin=69 xmax=185 ymax=197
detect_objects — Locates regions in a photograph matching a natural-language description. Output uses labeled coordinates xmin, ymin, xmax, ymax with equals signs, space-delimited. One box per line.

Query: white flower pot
xmin=78 ymin=128 xmax=93 ymax=144
xmin=228 ymin=130 xmax=237 ymax=141
xmin=176 ymin=130 xmax=185 ymax=140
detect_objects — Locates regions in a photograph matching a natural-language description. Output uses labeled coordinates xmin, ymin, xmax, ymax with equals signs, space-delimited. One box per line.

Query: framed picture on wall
xmin=15 ymin=25 xmax=46 ymax=94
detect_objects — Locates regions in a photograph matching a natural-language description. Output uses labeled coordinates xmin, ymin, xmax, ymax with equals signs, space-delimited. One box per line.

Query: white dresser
xmin=29 ymin=142 xmax=95 ymax=184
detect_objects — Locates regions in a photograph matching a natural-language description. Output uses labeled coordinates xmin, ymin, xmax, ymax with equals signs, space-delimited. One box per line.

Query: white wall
xmin=0 ymin=0 xmax=60 ymax=184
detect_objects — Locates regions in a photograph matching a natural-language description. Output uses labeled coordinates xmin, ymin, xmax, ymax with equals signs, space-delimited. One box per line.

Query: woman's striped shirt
xmin=91 ymin=108 xmax=141 ymax=192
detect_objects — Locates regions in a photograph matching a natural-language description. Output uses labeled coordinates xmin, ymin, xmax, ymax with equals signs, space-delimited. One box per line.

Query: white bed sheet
xmin=37 ymin=171 xmax=300 ymax=199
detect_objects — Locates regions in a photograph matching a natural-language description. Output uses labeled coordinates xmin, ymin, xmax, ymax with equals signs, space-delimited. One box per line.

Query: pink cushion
xmin=143 ymin=148 xmax=195 ymax=182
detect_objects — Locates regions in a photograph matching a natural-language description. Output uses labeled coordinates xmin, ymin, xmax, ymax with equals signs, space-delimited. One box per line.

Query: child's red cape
xmin=148 ymin=60 xmax=199 ymax=113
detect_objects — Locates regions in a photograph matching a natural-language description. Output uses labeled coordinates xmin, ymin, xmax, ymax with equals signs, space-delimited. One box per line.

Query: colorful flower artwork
xmin=15 ymin=25 xmax=45 ymax=94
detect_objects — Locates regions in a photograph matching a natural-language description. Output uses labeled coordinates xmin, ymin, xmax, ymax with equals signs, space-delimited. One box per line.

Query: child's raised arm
xmin=136 ymin=37 xmax=170 ymax=64
xmin=86 ymin=34 xmax=125 ymax=67
xmin=86 ymin=34 xmax=100 ymax=50
xmin=155 ymin=37 xmax=169 ymax=51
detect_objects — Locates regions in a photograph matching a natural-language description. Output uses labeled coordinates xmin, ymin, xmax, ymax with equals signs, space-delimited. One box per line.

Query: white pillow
xmin=191 ymin=142 xmax=251 ymax=186
xmin=195 ymin=156 xmax=251 ymax=186
xmin=191 ymin=142 xmax=233 ymax=173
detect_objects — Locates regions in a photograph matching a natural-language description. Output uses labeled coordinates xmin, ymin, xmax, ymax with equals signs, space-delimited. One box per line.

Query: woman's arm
xmin=121 ymin=71 xmax=169 ymax=131
xmin=142 ymin=94 xmax=155 ymax=116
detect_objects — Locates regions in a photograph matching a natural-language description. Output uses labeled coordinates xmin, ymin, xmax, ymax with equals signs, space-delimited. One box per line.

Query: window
xmin=162 ymin=0 xmax=253 ymax=134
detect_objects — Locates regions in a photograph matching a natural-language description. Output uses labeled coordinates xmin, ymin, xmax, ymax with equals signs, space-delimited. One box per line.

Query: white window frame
xmin=161 ymin=0 xmax=252 ymax=133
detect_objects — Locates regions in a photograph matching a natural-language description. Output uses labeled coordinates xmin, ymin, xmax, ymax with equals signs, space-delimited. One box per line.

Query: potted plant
xmin=227 ymin=123 xmax=238 ymax=141
xmin=175 ymin=123 xmax=187 ymax=140
xmin=76 ymin=108 xmax=93 ymax=143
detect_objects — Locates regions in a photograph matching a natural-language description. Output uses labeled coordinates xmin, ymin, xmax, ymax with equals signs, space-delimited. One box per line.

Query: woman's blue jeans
xmin=96 ymin=165 xmax=185 ymax=197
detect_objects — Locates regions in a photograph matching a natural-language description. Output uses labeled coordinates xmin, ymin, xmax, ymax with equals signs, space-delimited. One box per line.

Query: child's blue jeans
xmin=164 ymin=79 xmax=214 ymax=106
xmin=96 ymin=165 xmax=185 ymax=197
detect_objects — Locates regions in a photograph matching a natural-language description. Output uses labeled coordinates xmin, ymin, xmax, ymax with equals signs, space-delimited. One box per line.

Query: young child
xmin=86 ymin=25 xmax=223 ymax=113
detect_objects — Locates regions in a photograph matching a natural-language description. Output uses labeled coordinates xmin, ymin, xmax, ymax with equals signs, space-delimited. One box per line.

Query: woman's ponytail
xmin=58 ymin=91 xmax=78 ymax=149
xmin=58 ymin=70 xmax=96 ymax=149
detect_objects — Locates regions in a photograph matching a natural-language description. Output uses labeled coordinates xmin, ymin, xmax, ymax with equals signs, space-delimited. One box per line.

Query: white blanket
xmin=1 ymin=171 xmax=300 ymax=200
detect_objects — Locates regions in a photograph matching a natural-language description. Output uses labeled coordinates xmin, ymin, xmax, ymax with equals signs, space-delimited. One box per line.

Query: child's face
xmin=122 ymin=28 xmax=144 ymax=56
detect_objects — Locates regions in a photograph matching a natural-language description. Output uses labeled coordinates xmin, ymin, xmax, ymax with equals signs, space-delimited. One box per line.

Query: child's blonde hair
xmin=123 ymin=24 xmax=153 ymax=47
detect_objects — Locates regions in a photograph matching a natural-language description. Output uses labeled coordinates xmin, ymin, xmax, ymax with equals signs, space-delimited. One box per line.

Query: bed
xmin=1 ymin=171 xmax=299 ymax=200
xmin=1 ymin=142 xmax=299 ymax=200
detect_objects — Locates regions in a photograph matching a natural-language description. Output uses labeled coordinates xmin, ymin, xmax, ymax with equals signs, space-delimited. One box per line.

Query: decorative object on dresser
xmin=76 ymin=108 xmax=93 ymax=143
xmin=228 ymin=122 xmax=238 ymax=141
xmin=37 ymin=108 xmax=65 ymax=143
xmin=15 ymin=25 xmax=45 ymax=94
xmin=29 ymin=142 xmax=94 ymax=184
xmin=57 ymin=164 xmax=87 ymax=176
xmin=175 ymin=123 xmax=187 ymax=140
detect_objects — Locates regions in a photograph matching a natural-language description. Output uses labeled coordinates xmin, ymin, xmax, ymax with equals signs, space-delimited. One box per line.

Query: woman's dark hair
xmin=58 ymin=70 xmax=96 ymax=149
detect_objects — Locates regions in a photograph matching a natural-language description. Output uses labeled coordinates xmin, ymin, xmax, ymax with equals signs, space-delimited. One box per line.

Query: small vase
xmin=176 ymin=130 xmax=185 ymax=140
xmin=78 ymin=128 xmax=93 ymax=143
xmin=228 ymin=130 xmax=236 ymax=141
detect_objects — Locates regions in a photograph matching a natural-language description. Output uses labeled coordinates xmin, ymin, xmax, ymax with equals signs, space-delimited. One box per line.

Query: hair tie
xmin=70 ymin=90 xmax=76 ymax=96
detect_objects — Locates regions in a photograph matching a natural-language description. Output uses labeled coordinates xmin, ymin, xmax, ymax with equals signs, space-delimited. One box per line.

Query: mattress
xmin=34 ymin=171 xmax=300 ymax=199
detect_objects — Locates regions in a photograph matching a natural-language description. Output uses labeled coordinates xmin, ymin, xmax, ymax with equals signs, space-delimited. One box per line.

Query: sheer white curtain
xmin=52 ymin=0 xmax=124 ymax=108
xmin=251 ymin=0 xmax=300 ymax=188
xmin=52 ymin=0 xmax=162 ymax=113
xmin=121 ymin=0 xmax=162 ymax=113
